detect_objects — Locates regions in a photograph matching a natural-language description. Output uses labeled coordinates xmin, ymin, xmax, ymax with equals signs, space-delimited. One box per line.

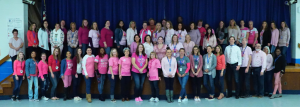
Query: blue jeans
xmin=39 ymin=74 xmax=49 ymax=97
xmin=84 ymin=76 xmax=93 ymax=94
xmin=13 ymin=76 xmax=23 ymax=97
xmin=215 ymin=70 xmax=226 ymax=93
xmin=68 ymin=46 xmax=76 ymax=58
xmin=81 ymin=44 xmax=88 ymax=55
xmin=264 ymin=70 xmax=274 ymax=95
xmin=50 ymin=72 xmax=60 ymax=97
xmin=271 ymin=45 xmax=276 ymax=53
xmin=108 ymin=74 xmax=118 ymax=99
xmin=280 ymin=46 xmax=287 ymax=58
xmin=132 ymin=72 xmax=146 ymax=97
xmin=253 ymin=67 xmax=264 ymax=96
xmin=239 ymin=67 xmax=250 ymax=96
xmin=27 ymin=76 xmax=38 ymax=100
xmin=203 ymin=74 xmax=214 ymax=96
xmin=178 ymin=75 xmax=189 ymax=97
xmin=97 ymin=74 xmax=106 ymax=94
xmin=105 ymin=47 xmax=111 ymax=57
xmin=149 ymin=81 xmax=159 ymax=98
xmin=72 ymin=73 xmax=82 ymax=97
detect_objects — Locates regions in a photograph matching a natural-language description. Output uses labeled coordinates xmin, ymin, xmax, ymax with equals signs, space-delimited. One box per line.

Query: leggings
xmin=192 ymin=77 xmax=202 ymax=97
xmin=273 ymin=72 xmax=282 ymax=94
xmin=62 ymin=75 xmax=72 ymax=87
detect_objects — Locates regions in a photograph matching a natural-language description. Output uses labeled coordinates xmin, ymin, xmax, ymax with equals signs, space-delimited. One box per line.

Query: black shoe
xmin=226 ymin=95 xmax=232 ymax=98
xmin=235 ymin=96 xmax=239 ymax=99
xmin=100 ymin=94 xmax=105 ymax=101
xmin=264 ymin=93 xmax=269 ymax=96
xmin=11 ymin=96 xmax=16 ymax=101
xmin=240 ymin=96 xmax=245 ymax=98
xmin=268 ymin=94 xmax=272 ymax=97
xmin=98 ymin=94 xmax=101 ymax=100
xmin=243 ymin=95 xmax=250 ymax=98
xmin=63 ymin=88 xmax=67 ymax=101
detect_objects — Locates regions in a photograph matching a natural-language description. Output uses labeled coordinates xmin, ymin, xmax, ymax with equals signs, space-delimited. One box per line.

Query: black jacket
xmin=273 ymin=55 xmax=286 ymax=74
xmin=259 ymin=29 xmax=271 ymax=47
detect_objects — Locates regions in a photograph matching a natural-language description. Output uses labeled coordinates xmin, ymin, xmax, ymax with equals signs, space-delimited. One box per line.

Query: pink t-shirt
xmin=82 ymin=55 xmax=95 ymax=77
xmin=118 ymin=57 xmax=132 ymax=76
xmin=248 ymin=28 xmax=258 ymax=45
xmin=148 ymin=58 xmax=161 ymax=81
xmin=240 ymin=46 xmax=253 ymax=67
xmin=108 ymin=57 xmax=119 ymax=75
xmin=37 ymin=61 xmax=48 ymax=79
xmin=131 ymin=53 xmax=148 ymax=73
xmin=94 ymin=54 xmax=108 ymax=74
xmin=65 ymin=59 xmax=73 ymax=75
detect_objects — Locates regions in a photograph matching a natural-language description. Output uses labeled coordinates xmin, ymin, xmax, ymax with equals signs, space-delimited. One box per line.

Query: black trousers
xmin=192 ymin=77 xmax=202 ymax=97
xmin=226 ymin=63 xmax=240 ymax=97
xmin=121 ymin=76 xmax=131 ymax=98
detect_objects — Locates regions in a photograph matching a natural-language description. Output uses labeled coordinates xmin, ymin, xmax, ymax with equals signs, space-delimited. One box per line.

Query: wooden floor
xmin=285 ymin=66 xmax=300 ymax=72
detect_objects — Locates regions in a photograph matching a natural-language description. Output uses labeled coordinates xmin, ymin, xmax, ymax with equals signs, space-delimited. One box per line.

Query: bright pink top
xmin=240 ymin=46 xmax=253 ymax=67
xmin=148 ymin=58 xmax=161 ymax=81
xmin=65 ymin=59 xmax=73 ymax=75
xmin=248 ymin=28 xmax=258 ymax=45
xmin=100 ymin=28 xmax=114 ymax=47
xmin=198 ymin=26 xmax=206 ymax=46
xmin=131 ymin=53 xmax=148 ymax=73
xmin=251 ymin=50 xmax=267 ymax=72
xmin=13 ymin=60 xmax=25 ymax=76
xmin=38 ymin=61 xmax=48 ymax=79
xmin=78 ymin=26 xmax=90 ymax=45
xmin=271 ymin=29 xmax=279 ymax=46
xmin=82 ymin=55 xmax=95 ymax=77
xmin=108 ymin=57 xmax=119 ymax=75
xmin=130 ymin=42 xmax=138 ymax=54
xmin=94 ymin=54 xmax=109 ymax=74
xmin=216 ymin=54 xmax=226 ymax=70
xmin=118 ymin=57 xmax=132 ymax=76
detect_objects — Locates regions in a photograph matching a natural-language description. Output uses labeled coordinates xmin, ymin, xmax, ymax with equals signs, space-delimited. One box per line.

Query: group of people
xmin=8 ymin=17 xmax=289 ymax=103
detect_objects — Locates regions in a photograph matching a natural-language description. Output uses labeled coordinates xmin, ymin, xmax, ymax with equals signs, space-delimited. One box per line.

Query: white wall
xmin=291 ymin=3 xmax=300 ymax=64
xmin=0 ymin=0 xmax=28 ymax=60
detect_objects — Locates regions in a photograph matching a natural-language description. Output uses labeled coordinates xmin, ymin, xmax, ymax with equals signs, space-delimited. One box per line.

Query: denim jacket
xmin=25 ymin=58 xmax=39 ymax=76
xmin=60 ymin=58 xmax=67 ymax=77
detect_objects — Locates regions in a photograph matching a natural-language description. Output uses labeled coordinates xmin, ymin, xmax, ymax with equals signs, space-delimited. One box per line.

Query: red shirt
xmin=100 ymin=28 xmax=114 ymax=47
xmin=198 ymin=27 xmax=206 ymax=46
xmin=27 ymin=30 xmax=39 ymax=47
xmin=216 ymin=54 xmax=226 ymax=70
xmin=48 ymin=55 xmax=61 ymax=72
xmin=78 ymin=26 xmax=90 ymax=45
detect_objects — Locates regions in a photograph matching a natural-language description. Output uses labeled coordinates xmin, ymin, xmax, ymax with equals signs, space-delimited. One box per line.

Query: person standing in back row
xmin=100 ymin=20 xmax=114 ymax=56
xmin=78 ymin=19 xmax=90 ymax=55
xmin=224 ymin=36 xmax=242 ymax=99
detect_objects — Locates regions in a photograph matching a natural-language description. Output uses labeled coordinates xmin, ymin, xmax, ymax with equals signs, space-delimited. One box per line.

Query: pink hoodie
xmin=148 ymin=58 xmax=161 ymax=81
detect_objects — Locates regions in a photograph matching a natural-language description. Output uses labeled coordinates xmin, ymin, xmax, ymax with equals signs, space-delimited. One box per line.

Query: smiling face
xmin=185 ymin=35 xmax=191 ymax=42
xmin=60 ymin=20 xmax=65 ymax=27
xmin=119 ymin=21 xmax=124 ymax=27
xmin=19 ymin=52 xmax=24 ymax=60
xmin=146 ymin=36 xmax=151 ymax=43
xmin=263 ymin=47 xmax=269 ymax=54
xmin=83 ymin=20 xmax=88 ymax=26
xmin=143 ymin=23 xmax=147 ymax=29
xmin=124 ymin=50 xmax=129 ymax=56
xmin=166 ymin=49 xmax=172 ymax=57
xmin=179 ymin=49 xmax=185 ymax=56
xmin=150 ymin=53 xmax=156 ymax=59
xmin=77 ymin=49 xmax=82 ymax=56
xmin=92 ymin=22 xmax=98 ymax=30
xmin=190 ymin=23 xmax=195 ymax=30
xmin=55 ymin=24 xmax=60 ymax=30
xmin=31 ymin=51 xmax=36 ymax=58
xmin=112 ymin=49 xmax=117 ymax=57
xmin=219 ymin=21 xmax=224 ymax=28
xmin=87 ymin=48 xmax=92 ymax=55
xmin=216 ymin=46 xmax=221 ymax=53
xmin=134 ymin=35 xmax=140 ymax=43
xmin=100 ymin=48 xmax=105 ymax=54
xmin=158 ymin=37 xmax=163 ymax=44
xmin=240 ymin=20 xmax=245 ymax=26
xmin=44 ymin=21 xmax=48 ymax=28
xmin=249 ymin=21 xmax=253 ymax=29
xmin=166 ymin=22 xmax=171 ymax=29
xmin=105 ymin=21 xmax=110 ymax=27
xmin=138 ymin=45 xmax=144 ymax=53
xmin=41 ymin=54 xmax=46 ymax=61
xmin=66 ymin=51 xmax=71 ymax=58
xmin=178 ymin=23 xmax=182 ymax=30
xmin=193 ymin=47 xmax=199 ymax=55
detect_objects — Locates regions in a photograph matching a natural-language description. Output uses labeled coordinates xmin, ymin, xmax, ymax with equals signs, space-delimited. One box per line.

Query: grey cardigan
xmin=202 ymin=54 xmax=217 ymax=78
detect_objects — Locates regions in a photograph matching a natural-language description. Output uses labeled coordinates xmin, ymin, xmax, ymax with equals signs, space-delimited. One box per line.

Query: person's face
xmin=150 ymin=53 xmax=155 ymax=59
xmin=77 ymin=49 xmax=82 ymax=55
xmin=19 ymin=53 xmax=24 ymax=59
xmin=219 ymin=22 xmax=224 ymax=27
xmin=71 ymin=24 xmax=75 ymax=29
xmin=134 ymin=36 xmax=140 ymax=42
xmin=158 ymin=37 xmax=163 ymax=44
xmin=66 ymin=52 xmax=71 ymax=58
xmin=230 ymin=20 xmax=234 ymax=26
xmin=146 ymin=36 xmax=151 ymax=43
xmin=240 ymin=21 xmax=245 ymax=26
xmin=205 ymin=24 xmax=209 ymax=29
xmin=87 ymin=48 xmax=92 ymax=55
xmin=138 ymin=45 xmax=143 ymax=52
xmin=271 ymin=23 xmax=275 ymax=29
xmin=61 ymin=21 xmax=65 ymax=27
xmin=242 ymin=38 xmax=247 ymax=45
xmin=190 ymin=23 xmax=194 ymax=30
xmin=198 ymin=21 xmax=202 ymax=26
xmin=185 ymin=35 xmax=191 ymax=41
xmin=54 ymin=49 xmax=59 ymax=56
xmin=162 ymin=20 xmax=166 ymax=26
xmin=124 ymin=50 xmax=129 ymax=56
xmin=105 ymin=21 xmax=110 ymax=27
xmin=13 ymin=31 xmax=18 ymax=37
xmin=44 ymin=21 xmax=48 ymax=28
xmin=55 ymin=24 xmax=60 ymax=29
xmin=172 ymin=36 xmax=178 ymax=42
xmin=156 ymin=23 xmax=161 ymax=29
xmin=263 ymin=48 xmax=268 ymax=54
xmin=249 ymin=22 xmax=253 ymax=28
xmin=31 ymin=52 xmax=36 ymax=58
xmin=193 ymin=48 xmax=198 ymax=54
xmin=119 ymin=21 xmax=124 ymax=27
xmin=149 ymin=20 xmax=155 ymax=25
xmin=166 ymin=22 xmax=170 ymax=29
xmin=262 ymin=22 xmax=267 ymax=28
xmin=281 ymin=22 xmax=285 ymax=28
xmin=41 ymin=54 xmax=46 ymax=60
xmin=143 ymin=23 xmax=147 ymax=29
xmin=178 ymin=17 xmax=182 ymax=22
xmin=93 ymin=23 xmax=97 ymax=29
xmin=276 ymin=49 xmax=281 ymax=56
xmin=100 ymin=48 xmax=105 ymax=54
xmin=255 ymin=44 xmax=261 ymax=50
xmin=216 ymin=47 xmax=220 ymax=53
xmin=166 ymin=50 xmax=172 ymax=57
xmin=112 ymin=50 xmax=117 ymax=57
xmin=130 ymin=22 xmax=136 ymax=28
xmin=179 ymin=50 xmax=185 ymax=56
xmin=178 ymin=24 xmax=182 ymax=30
xmin=32 ymin=24 xmax=36 ymax=29
xmin=229 ymin=37 xmax=235 ymax=44
xmin=207 ymin=29 xmax=211 ymax=33
xmin=83 ymin=20 xmax=88 ymax=26
xmin=207 ymin=47 xmax=212 ymax=53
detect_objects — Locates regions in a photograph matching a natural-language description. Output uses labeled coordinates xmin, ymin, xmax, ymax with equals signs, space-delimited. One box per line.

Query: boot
xmin=165 ymin=90 xmax=170 ymax=103
xmin=170 ymin=90 xmax=174 ymax=102
xmin=87 ymin=94 xmax=92 ymax=103
xmin=63 ymin=88 xmax=67 ymax=101
xmin=98 ymin=94 xmax=101 ymax=100
xmin=67 ymin=87 xmax=70 ymax=100
xmin=86 ymin=94 xmax=88 ymax=101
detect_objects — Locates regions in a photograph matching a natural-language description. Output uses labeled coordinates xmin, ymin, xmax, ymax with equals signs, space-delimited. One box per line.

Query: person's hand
xmin=245 ymin=67 xmax=249 ymax=73
xmin=252 ymin=44 xmax=255 ymax=48
xmin=42 ymin=78 xmax=45 ymax=81
xmin=205 ymin=69 xmax=209 ymax=73
xmin=61 ymin=75 xmax=64 ymax=79
xmin=27 ymin=76 xmax=31 ymax=79
xmin=236 ymin=41 xmax=240 ymax=44
xmin=15 ymin=76 xmax=19 ymax=80
xmin=220 ymin=72 xmax=224 ymax=77
xmin=178 ymin=73 xmax=182 ymax=77
xmin=104 ymin=44 xmax=107 ymax=48
xmin=54 ymin=45 xmax=57 ymax=48
xmin=280 ymin=73 xmax=283 ymax=77
xmin=268 ymin=43 xmax=270 ymax=46
xmin=168 ymin=74 xmax=172 ymax=77
xmin=41 ymin=45 xmax=44 ymax=47
xmin=182 ymin=73 xmax=186 ymax=77
xmin=75 ymin=74 xmax=78 ymax=78
xmin=15 ymin=47 xmax=19 ymax=51
xmin=236 ymin=65 xmax=240 ymax=70
xmin=260 ymin=72 xmax=264 ymax=76
xmin=286 ymin=43 xmax=289 ymax=47
xmin=51 ymin=73 xmax=55 ymax=78
xmin=23 ymin=75 xmax=25 ymax=80
xmin=79 ymin=45 xmax=82 ymax=48
xmin=159 ymin=77 xmax=161 ymax=81
xmin=117 ymin=46 xmax=120 ymax=48
xmin=85 ymin=75 xmax=89 ymax=79
xmin=119 ymin=75 xmax=122 ymax=80
xmin=195 ymin=71 xmax=199 ymax=76
xmin=111 ymin=75 xmax=114 ymax=80
xmin=147 ymin=73 xmax=149 ymax=77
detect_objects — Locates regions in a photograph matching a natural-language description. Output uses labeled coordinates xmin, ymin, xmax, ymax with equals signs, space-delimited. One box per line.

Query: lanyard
xmin=242 ymin=46 xmax=247 ymax=56
xmin=193 ymin=55 xmax=199 ymax=62
xmin=178 ymin=30 xmax=182 ymax=37
xmin=71 ymin=32 xmax=75 ymax=38
xmin=180 ymin=57 xmax=184 ymax=65
xmin=206 ymin=54 xmax=211 ymax=64
xmin=173 ymin=44 xmax=177 ymax=52
xmin=33 ymin=32 xmax=35 ymax=38
xmin=55 ymin=59 xmax=58 ymax=66
xmin=167 ymin=57 xmax=172 ymax=67
xmin=139 ymin=55 xmax=143 ymax=65
xmin=20 ymin=60 xmax=23 ymax=69
xmin=274 ymin=55 xmax=281 ymax=63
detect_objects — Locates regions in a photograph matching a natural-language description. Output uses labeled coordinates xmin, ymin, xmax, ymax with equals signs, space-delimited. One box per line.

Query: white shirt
xmin=175 ymin=29 xmax=187 ymax=43
xmin=165 ymin=29 xmax=175 ymax=45
xmin=126 ymin=28 xmax=137 ymax=46
xmin=169 ymin=42 xmax=184 ymax=57
xmin=143 ymin=42 xmax=154 ymax=58
xmin=38 ymin=28 xmax=49 ymax=50
xmin=77 ymin=58 xmax=82 ymax=73
xmin=224 ymin=45 xmax=242 ymax=65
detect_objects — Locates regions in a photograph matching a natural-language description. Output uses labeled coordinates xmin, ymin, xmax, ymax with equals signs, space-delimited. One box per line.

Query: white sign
xmin=7 ymin=18 xmax=23 ymax=38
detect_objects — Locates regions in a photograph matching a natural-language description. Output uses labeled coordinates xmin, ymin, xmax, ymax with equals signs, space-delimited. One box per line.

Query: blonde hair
xmin=70 ymin=22 xmax=76 ymax=30
xmin=184 ymin=34 xmax=191 ymax=43
xmin=29 ymin=23 xmax=37 ymax=32
xmin=166 ymin=21 xmax=173 ymax=29
xmin=150 ymin=51 xmax=158 ymax=59
xmin=110 ymin=48 xmax=118 ymax=57
xmin=16 ymin=51 xmax=25 ymax=61
xmin=129 ymin=21 xmax=136 ymax=29
xmin=91 ymin=22 xmax=98 ymax=30
xmin=228 ymin=19 xmax=238 ymax=30
xmin=155 ymin=23 xmax=162 ymax=33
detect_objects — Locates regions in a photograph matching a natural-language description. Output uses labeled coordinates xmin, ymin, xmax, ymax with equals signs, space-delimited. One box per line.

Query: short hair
xmin=143 ymin=21 xmax=148 ymax=25
xmin=110 ymin=48 xmax=118 ymax=57
xmin=149 ymin=18 xmax=155 ymax=23
xmin=263 ymin=46 xmax=270 ymax=54
xmin=144 ymin=35 xmax=152 ymax=43
xmin=70 ymin=22 xmax=76 ymax=30
xmin=179 ymin=48 xmax=185 ymax=52
xmin=12 ymin=29 xmax=18 ymax=33
xmin=229 ymin=36 xmax=235 ymax=40
xmin=198 ymin=20 xmax=203 ymax=23
xmin=123 ymin=47 xmax=130 ymax=53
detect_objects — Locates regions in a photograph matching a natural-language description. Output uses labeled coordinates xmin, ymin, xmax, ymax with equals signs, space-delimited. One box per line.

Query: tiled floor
xmin=1 ymin=95 xmax=299 ymax=107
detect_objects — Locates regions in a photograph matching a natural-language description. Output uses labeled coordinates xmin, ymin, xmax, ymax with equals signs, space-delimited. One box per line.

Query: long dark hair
xmin=116 ymin=20 xmax=124 ymax=30
xmin=135 ymin=44 xmax=146 ymax=56
xmin=188 ymin=22 xmax=196 ymax=32
xmin=260 ymin=21 xmax=269 ymax=31
xmin=41 ymin=20 xmax=48 ymax=31
xmin=98 ymin=47 xmax=106 ymax=58
xmin=175 ymin=22 xmax=184 ymax=31
xmin=75 ymin=48 xmax=82 ymax=64
xmin=215 ymin=45 xmax=223 ymax=55
xmin=218 ymin=21 xmax=225 ymax=32
xmin=205 ymin=27 xmax=213 ymax=38
xmin=134 ymin=34 xmax=140 ymax=43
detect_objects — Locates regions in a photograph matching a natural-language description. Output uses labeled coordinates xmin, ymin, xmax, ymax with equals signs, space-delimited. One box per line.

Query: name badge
xmin=20 ymin=70 xmax=23 ymax=73
xmin=173 ymin=53 xmax=176 ymax=56
xmin=34 ymin=40 xmax=36 ymax=43
xmin=179 ymin=67 xmax=182 ymax=71
xmin=206 ymin=65 xmax=210 ymax=68
xmin=169 ymin=68 xmax=171 ymax=72
xmin=56 ymin=66 xmax=59 ymax=70
xmin=195 ymin=65 xmax=198 ymax=69
xmin=71 ymin=40 xmax=74 ymax=43
xmin=140 ymin=63 xmax=142 ymax=66
xmin=123 ymin=59 xmax=126 ymax=61
xmin=111 ymin=36 xmax=113 ymax=39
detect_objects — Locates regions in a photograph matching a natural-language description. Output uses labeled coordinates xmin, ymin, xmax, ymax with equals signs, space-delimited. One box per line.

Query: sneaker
xmin=138 ymin=97 xmax=143 ymax=101
xmin=197 ymin=98 xmax=201 ymax=101
xmin=135 ymin=98 xmax=139 ymax=102
xmin=275 ymin=94 xmax=282 ymax=98
xmin=149 ymin=97 xmax=155 ymax=102
xmin=182 ymin=98 xmax=188 ymax=102
xmin=111 ymin=99 xmax=116 ymax=103
xmin=77 ymin=97 xmax=82 ymax=100
xmin=194 ymin=98 xmax=197 ymax=101
xmin=42 ymin=96 xmax=49 ymax=101
xmin=16 ymin=97 xmax=19 ymax=101
xmin=206 ymin=97 xmax=214 ymax=101
xmin=29 ymin=99 xmax=34 ymax=101
xmin=270 ymin=94 xmax=276 ymax=99
xmin=178 ymin=99 xmax=182 ymax=103
xmin=11 ymin=96 xmax=16 ymax=101
xmin=74 ymin=97 xmax=79 ymax=101
xmin=34 ymin=99 xmax=39 ymax=102
xmin=154 ymin=98 xmax=159 ymax=102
